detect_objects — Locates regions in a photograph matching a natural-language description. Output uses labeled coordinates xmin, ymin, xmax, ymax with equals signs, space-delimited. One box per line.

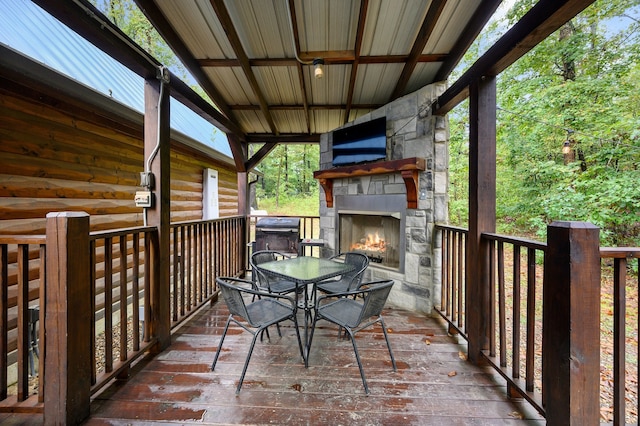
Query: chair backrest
xmin=341 ymin=252 xmax=370 ymax=290
xmin=216 ymin=277 xmax=252 ymax=321
xmin=357 ymin=280 xmax=394 ymax=324
xmin=250 ymin=250 xmax=290 ymax=287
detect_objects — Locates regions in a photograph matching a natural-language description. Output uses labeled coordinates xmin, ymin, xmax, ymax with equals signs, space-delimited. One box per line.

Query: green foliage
xmin=254 ymin=144 xmax=320 ymax=211
xmin=449 ymin=1 xmax=640 ymax=246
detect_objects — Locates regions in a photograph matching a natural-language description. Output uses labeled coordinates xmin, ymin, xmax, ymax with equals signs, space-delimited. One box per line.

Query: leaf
xmin=447 ymin=371 xmax=457 ymax=377
xmin=458 ymin=351 xmax=467 ymax=360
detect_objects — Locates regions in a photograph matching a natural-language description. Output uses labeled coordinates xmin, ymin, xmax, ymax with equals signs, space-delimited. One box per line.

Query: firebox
xmin=337 ymin=196 xmax=405 ymax=270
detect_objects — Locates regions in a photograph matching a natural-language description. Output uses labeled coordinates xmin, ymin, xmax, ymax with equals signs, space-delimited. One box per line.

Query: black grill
xmin=254 ymin=217 xmax=300 ymax=254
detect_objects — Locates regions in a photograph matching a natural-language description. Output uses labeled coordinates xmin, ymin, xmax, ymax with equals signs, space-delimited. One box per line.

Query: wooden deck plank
xmin=81 ymin=302 xmax=544 ymax=424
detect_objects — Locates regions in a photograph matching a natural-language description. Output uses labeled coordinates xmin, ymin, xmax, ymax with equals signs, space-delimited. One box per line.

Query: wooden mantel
xmin=313 ymin=157 xmax=426 ymax=209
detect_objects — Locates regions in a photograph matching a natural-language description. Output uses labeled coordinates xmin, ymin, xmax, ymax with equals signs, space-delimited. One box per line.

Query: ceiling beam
xmin=390 ymin=0 xmax=448 ymax=100
xmin=434 ymin=0 xmax=596 ymax=115
xmin=287 ymin=0 xmax=311 ymax=135
xmin=32 ymin=0 xmax=244 ymax=139
xmin=197 ymin=53 xmax=448 ymax=67
xmin=134 ymin=0 xmax=235 ymax=121
xmin=246 ymin=134 xmax=320 ymax=144
xmin=434 ymin=0 xmax=502 ymax=82
xmin=230 ymin=104 xmax=381 ymax=111
xmin=344 ymin=0 xmax=369 ymax=124
xmin=210 ymin=0 xmax=278 ymax=135
xmin=246 ymin=142 xmax=278 ymax=171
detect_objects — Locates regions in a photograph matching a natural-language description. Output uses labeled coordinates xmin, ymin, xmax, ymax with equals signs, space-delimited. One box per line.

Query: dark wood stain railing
xmin=0 ymin=215 xmax=246 ymax=415
xmin=436 ymin=223 xmax=640 ymax=424
xmin=0 ymin=235 xmax=45 ymax=411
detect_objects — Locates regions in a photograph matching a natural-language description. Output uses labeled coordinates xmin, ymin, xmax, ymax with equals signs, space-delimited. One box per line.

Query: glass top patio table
xmin=257 ymin=256 xmax=354 ymax=285
xmin=256 ymin=256 xmax=354 ymax=365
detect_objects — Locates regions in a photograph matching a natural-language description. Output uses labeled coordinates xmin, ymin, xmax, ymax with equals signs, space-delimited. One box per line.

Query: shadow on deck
xmin=1 ymin=299 xmax=545 ymax=425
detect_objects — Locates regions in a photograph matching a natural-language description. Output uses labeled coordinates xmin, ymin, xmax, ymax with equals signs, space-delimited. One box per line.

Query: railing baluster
xmin=90 ymin=240 xmax=97 ymax=385
xmin=17 ymin=244 xmax=29 ymax=401
xmin=613 ymin=257 xmax=627 ymax=426
xmin=132 ymin=233 xmax=140 ymax=351
xmin=512 ymin=245 xmax=521 ymax=380
xmin=119 ymin=235 xmax=127 ymax=363
xmin=526 ymin=247 xmax=536 ymax=393
xmin=0 ymin=244 xmax=7 ymax=400
xmin=498 ymin=241 xmax=506 ymax=367
xmin=104 ymin=237 xmax=113 ymax=373
xmin=490 ymin=240 xmax=497 ymax=358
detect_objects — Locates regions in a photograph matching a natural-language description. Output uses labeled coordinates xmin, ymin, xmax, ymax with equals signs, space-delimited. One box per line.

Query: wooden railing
xmin=0 ymin=235 xmax=46 ymax=410
xmin=170 ymin=216 xmax=245 ymax=326
xmin=599 ymin=247 xmax=640 ymax=425
xmin=0 ymin=215 xmax=246 ymax=417
xmin=436 ymin=223 xmax=640 ymax=424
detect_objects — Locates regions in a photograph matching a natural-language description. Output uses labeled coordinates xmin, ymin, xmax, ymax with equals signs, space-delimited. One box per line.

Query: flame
xmin=351 ymin=232 xmax=386 ymax=252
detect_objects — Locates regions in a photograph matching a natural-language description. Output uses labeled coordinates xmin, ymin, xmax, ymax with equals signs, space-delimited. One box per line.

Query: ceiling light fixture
xmin=313 ymin=58 xmax=324 ymax=79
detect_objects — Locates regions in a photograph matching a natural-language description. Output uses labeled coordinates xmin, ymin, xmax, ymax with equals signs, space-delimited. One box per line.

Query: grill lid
xmin=255 ymin=217 xmax=300 ymax=231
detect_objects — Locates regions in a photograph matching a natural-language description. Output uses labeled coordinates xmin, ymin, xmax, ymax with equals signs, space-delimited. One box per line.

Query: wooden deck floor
xmin=0 ymin=298 xmax=545 ymax=425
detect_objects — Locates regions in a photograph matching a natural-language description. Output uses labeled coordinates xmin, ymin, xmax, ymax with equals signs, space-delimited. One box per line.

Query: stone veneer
xmin=317 ymin=82 xmax=449 ymax=314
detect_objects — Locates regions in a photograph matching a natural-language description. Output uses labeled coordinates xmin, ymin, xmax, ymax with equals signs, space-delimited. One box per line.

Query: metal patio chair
xmin=315 ymin=252 xmax=369 ymax=295
xmin=211 ymin=276 xmax=304 ymax=394
xmin=308 ymin=279 xmax=397 ymax=394
xmin=250 ymin=250 xmax=299 ymax=295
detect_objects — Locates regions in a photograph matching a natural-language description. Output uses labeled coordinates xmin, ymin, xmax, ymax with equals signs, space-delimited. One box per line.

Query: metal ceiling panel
xmin=254 ymin=65 xmax=302 ymax=104
xmin=296 ymin=0 xmax=359 ymax=52
xmin=425 ymin=0 xmax=482 ymax=53
xmin=156 ymin=0 xmax=233 ymax=59
xmin=311 ymin=109 xmax=346 ymax=134
xmin=362 ymin=0 xmax=430 ymax=56
xmin=354 ymin=63 xmax=404 ymax=104
xmin=307 ymin=64 xmax=351 ymax=105
xmin=203 ymin=67 xmax=257 ymax=105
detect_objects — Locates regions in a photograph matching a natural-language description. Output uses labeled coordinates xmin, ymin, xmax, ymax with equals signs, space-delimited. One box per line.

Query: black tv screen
xmin=332 ymin=117 xmax=387 ymax=167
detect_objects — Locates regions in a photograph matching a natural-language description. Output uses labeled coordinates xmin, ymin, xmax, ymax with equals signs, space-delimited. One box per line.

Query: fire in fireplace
xmin=339 ymin=211 xmax=402 ymax=270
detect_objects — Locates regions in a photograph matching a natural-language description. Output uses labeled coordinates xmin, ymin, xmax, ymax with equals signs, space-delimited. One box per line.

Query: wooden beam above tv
xmin=313 ymin=157 xmax=426 ymax=209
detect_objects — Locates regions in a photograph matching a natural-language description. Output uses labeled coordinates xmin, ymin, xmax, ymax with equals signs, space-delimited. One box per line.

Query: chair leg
xmin=379 ymin=316 xmax=397 ymax=371
xmin=211 ymin=315 xmax=232 ymax=371
xmin=236 ymin=330 xmax=262 ymax=394
xmin=346 ymin=329 xmax=370 ymax=395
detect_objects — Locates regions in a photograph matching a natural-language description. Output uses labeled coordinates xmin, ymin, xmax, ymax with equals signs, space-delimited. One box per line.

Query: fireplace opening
xmin=338 ymin=211 xmax=402 ymax=270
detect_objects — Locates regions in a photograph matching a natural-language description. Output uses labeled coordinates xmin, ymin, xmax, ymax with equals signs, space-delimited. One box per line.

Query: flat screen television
xmin=332 ymin=116 xmax=387 ymax=167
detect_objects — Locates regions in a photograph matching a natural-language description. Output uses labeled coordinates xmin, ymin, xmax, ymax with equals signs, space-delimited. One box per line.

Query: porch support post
xmin=466 ymin=76 xmax=496 ymax=363
xmin=543 ymin=221 xmax=600 ymax=425
xmin=44 ymin=212 xmax=91 ymax=425
xmin=144 ymin=74 xmax=171 ymax=351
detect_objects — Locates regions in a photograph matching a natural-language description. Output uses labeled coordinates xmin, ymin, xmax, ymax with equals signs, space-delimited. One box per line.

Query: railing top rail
xmin=482 ymin=232 xmax=547 ymax=251
xmin=434 ymin=223 xmax=469 ymax=233
xmin=90 ymin=226 xmax=157 ymax=241
xmin=248 ymin=214 xmax=320 ymax=219
xmin=0 ymin=235 xmax=46 ymax=245
xmin=600 ymin=247 xmax=640 ymax=259
xmin=169 ymin=215 xmax=244 ymax=228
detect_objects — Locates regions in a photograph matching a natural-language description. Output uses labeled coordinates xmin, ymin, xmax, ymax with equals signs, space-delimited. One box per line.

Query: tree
xmin=449 ymin=0 xmax=640 ymax=245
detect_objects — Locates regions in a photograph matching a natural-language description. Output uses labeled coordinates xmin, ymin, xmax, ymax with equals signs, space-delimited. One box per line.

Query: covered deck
xmin=83 ymin=301 xmax=542 ymax=424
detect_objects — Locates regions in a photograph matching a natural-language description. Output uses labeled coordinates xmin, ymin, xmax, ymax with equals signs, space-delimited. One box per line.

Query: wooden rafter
xmin=210 ymin=0 xmax=278 ymax=136
xmin=390 ymin=0 xmax=447 ymax=100
xmin=344 ymin=0 xmax=369 ymax=124
xmin=434 ymin=0 xmax=596 ymax=115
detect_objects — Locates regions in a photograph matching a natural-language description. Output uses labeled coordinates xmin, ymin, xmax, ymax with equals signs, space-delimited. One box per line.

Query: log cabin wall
xmin=0 ymin=82 xmax=238 ymax=235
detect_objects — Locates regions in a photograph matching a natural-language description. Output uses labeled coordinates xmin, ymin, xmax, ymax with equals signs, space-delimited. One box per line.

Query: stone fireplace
xmin=314 ymin=82 xmax=449 ymax=314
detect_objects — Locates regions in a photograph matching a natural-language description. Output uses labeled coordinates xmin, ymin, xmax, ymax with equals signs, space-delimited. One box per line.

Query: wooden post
xmin=466 ymin=76 xmax=496 ymax=363
xmin=144 ymin=74 xmax=171 ymax=351
xmin=543 ymin=221 xmax=600 ymax=425
xmin=44 ymin=212 xmax=91 ymax=425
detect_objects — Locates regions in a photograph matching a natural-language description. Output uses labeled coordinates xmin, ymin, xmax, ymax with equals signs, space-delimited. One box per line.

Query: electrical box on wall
xmin=135 ymin=191 xmax=153 ymax=208
xmin=202 ymin=168 xmax=219 ymax=219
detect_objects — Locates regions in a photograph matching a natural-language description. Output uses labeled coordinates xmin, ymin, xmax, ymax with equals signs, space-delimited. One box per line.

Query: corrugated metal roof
xmin=0 ymin=0 xmax=231 ymax=159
